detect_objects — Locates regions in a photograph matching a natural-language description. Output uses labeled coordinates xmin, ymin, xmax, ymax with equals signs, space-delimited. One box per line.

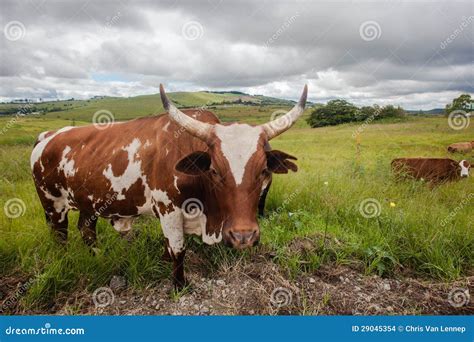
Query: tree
xmin=356 ymin=106 xmax=376 ymax=121
xmin=306 ymin=100 xmax=406 ymax=128
xmin=379 ymin=105 xmax=405 ymax=118
xmin=306 ymin=99 xmax=359 ymax=127
xmin=445 ymin=94 xmax=473 ymax=114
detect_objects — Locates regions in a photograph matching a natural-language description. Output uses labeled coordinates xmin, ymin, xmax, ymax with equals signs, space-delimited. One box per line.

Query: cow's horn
xmin=260 ymin=85 xmax=308 ymax=140
xmin=159 ymin=84 xmax=213 ymax=142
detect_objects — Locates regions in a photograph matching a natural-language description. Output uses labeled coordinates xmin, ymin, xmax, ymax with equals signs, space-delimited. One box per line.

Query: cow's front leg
xmin=161 ymin=244 xmax=173 ymax=262
xmin=159 ymin=208 xmax=187 ymax=290
xmin=165 ymin=239 xmax=186 ymax=289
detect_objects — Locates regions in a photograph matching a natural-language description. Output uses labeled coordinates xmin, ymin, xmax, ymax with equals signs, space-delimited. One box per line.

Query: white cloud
xmin=0 ymin=0 xmax=472 ymax=109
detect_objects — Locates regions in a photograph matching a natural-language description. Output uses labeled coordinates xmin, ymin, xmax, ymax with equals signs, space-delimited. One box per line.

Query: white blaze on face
xmin=459 ymin=160 xmax=469 ymax=177
xmin=214 ymin=124 xmax=262 ymax=185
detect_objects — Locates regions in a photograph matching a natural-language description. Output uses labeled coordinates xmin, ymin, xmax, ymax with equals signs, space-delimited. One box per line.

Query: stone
xmin=109 ymin=275 xmax=127 ymax=292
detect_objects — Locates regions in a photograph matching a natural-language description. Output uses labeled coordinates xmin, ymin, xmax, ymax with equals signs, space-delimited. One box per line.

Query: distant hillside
xmin=203 ymin=91 xmax=299 ymax=106
xmin=406 ymin=108 xmax=444 ymax=115
xmin=0 ymin=91 xmax=303 ymax=122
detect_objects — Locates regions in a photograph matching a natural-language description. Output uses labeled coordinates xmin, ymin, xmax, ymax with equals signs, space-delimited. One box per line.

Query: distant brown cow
xmin=391 ymin=158 xmax=471 ymax=183
xmin=447 ymin=141 xmax=474 ymax=153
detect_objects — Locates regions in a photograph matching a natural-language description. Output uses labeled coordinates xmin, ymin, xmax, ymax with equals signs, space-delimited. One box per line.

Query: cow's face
xmin=459 ymin=160 xmax=471 ymax=177
xmin=175 ymin=123 xmax=298 ymax=248
xmin=161 ymin=83 xmax=307 ymax=249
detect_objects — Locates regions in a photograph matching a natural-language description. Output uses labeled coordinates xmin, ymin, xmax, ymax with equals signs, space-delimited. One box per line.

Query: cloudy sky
xmin=1 ymin=0 xmax=473 ymax=109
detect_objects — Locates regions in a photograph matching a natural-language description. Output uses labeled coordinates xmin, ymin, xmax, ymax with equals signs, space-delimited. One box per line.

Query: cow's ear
xmin=175 ymin=151 xmax=211 ymax=175
xmin=266 ymin=150 xmax=298 ymax=174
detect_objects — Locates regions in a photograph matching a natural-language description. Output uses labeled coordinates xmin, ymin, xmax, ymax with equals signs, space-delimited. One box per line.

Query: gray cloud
xmin=0 ymin=0 xmax=472 ymax=109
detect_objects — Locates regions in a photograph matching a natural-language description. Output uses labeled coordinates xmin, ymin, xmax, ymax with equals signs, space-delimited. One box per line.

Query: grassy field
xmin=0 ymin=110 xmax=473 ymax=313
xmin=0 ymin=90 xmax=298 ymax=122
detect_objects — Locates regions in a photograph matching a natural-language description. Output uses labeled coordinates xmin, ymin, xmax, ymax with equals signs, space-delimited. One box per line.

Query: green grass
xmin=0 ymin=113 xmax=473 ymax=311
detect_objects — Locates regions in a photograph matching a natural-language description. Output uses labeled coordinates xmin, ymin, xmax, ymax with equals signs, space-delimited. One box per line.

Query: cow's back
xmin=448 ymin=142 xmax=474 ymax=153
xmin=391 ymin=158 xmax=458 ymax=182
xmin=31 ymin=110 xmax=219 ymax=218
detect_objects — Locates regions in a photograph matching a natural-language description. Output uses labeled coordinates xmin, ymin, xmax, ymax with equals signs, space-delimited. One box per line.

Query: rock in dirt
xmin=109 ymin=275 xmax=127 ymax=292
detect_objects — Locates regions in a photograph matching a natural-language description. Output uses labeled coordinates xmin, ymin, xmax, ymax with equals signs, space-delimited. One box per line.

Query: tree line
xmin=306 ymin=99 xmax=406 ymax=128
xmin=306 ymin=94 xmax=473 ymax=128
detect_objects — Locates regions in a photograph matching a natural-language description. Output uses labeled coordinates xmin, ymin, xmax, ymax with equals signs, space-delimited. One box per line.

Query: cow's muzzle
xmin=224 ymin=227 xmax=260 ymax=249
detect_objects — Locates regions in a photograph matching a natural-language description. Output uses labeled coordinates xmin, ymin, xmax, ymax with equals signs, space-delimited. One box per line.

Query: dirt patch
xmin=57 ymin=254 xmax=473 ymax=315
xmin=2 ymin=245 xmax=473 ymax=315
xmin=0 ymin=273 xmax=35 ymax=315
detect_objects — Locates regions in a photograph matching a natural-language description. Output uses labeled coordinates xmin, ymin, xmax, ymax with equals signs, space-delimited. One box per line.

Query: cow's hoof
xmin=50 ymin=230 xmax=68 ymax=244
xmin=52 ymin=235 xmax=68 ymax=247
xmin=173 ymin=278 xmax=189 ymax=292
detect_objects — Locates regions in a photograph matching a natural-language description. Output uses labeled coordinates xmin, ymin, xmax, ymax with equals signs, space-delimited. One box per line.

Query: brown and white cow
xmin=31 ymin=84 xmax=307 ymax=288
xmin=447 ymin=141 xmax=474 ymax=153
xmin=391 ymin=158 xmax=471 ymax=184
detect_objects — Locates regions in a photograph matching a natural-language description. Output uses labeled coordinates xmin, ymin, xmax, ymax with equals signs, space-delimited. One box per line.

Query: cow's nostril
xmin=229 ymin=231 xmax=242 ymax=243
xmin=242 ymin=230 xmax=257 ymax=244
xmin=227 ymin=228 xmax=259 ymax=247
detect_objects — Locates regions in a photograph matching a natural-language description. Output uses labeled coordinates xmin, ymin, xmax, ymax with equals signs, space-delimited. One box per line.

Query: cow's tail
xmin=34 ymin=131 xmax=51 ymax=147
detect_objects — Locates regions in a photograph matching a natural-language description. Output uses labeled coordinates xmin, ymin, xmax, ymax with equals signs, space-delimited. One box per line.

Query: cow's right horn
xmin=160 ymin=84 xmax=213 ymax=142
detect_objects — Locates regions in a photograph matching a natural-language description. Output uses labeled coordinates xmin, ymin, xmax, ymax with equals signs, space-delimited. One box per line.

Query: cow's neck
xmin=200 ymin=183 xmax=227 ymax=238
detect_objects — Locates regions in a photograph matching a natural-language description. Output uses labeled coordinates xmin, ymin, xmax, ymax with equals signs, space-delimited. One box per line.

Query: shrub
xmin=306 ymin=99 xmax=359 ymax=127
xmin=307 ymin=100 xmax=406 ymax=128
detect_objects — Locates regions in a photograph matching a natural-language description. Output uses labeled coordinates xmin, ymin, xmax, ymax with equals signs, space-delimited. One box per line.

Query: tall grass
xmin=0 ymin=115 xmax=473 ymax=310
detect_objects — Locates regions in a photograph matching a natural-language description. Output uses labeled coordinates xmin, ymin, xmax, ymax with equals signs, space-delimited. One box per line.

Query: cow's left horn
xmin=260 ymin=85 xmax=308 ymax=140
xmin=160 ymin=84 xmax=213 ymax=142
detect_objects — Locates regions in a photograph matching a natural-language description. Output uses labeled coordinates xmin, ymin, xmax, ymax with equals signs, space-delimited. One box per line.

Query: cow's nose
xmin=227 ymin=228 xmax=259 ymax=248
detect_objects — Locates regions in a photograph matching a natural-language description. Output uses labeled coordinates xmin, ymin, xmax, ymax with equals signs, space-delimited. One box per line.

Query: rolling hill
xmin=0 ymin=91 xmax=302 ymax=122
